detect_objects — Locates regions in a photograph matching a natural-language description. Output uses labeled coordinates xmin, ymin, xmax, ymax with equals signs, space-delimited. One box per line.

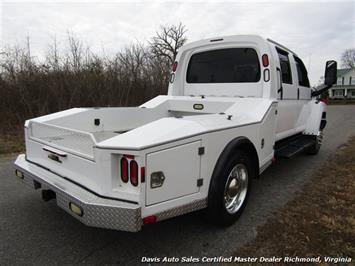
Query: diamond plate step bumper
xmin=14 ymin=154 xmax=142 ymax=232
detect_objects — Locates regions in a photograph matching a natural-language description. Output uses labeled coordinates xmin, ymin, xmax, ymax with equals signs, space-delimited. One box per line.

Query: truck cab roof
xmin=168 ymin=34 xmax=277 ymax=99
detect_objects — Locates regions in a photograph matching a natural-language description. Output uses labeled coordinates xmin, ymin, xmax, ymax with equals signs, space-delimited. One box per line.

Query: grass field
xmin=230 ymin=137 xmax=355 ymax=264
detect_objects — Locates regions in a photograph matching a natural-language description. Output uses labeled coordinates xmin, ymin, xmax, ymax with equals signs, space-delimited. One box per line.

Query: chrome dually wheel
xmin=207 ymin=149 xmax=254 ymax=226
xmin=224 ymin=164 xmax=249 ymax=214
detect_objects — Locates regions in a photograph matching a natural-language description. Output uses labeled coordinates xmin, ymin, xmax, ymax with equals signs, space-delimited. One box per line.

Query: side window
xmin=276 ymin=48 xmax=292 ymax=84
xmin=294 ymin=56 xmax=310 ymax=87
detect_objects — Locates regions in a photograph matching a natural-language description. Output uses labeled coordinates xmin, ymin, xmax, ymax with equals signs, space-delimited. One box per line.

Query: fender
xmin=208 ymin=136 xmax=259 ymax=196
xmin=304 ymin=101 xmax=327 ymax=135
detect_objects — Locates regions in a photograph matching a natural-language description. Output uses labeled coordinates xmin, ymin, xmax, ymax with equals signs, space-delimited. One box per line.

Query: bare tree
xmin=150 ymin=22 xmax=188 ymax=64
xmin=118 ymin=43 xmax=148 ymax=105
xmin=67 ymin=32 xmax=83 ymax=71
xmin=341 ymin=48 xmax=355 ymax=68
xmin=0 ymin=24 xmax=189 ymax=136
xmin=46 ymin=36 xmax=61 ymax=70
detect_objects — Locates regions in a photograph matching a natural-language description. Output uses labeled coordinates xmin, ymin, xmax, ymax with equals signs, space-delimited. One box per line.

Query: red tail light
xmin=262 ymin=54 xmax=269 ymax=67
xmin=130 ymin=160 xmax=138 ymax=186
xmin=140 ymin=167 xmax=145 ymax=183
xmin=172 ymin=61 xmax=178 ymax=72
xmin=120 ymin=157 xmax=128 ymax=183
xmin=143 ymin=215 xmax=157 ymax=225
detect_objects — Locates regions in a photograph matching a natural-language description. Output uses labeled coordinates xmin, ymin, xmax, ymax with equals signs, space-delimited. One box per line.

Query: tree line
xmin=0 ymin=23 xmax=187 ymax=135
xmin=1 ymin=22 xmax=354 ymax=136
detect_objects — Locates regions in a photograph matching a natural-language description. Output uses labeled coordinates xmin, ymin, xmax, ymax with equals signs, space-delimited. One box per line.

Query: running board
xmin=275 ymin=134 xmax=315 ymax=158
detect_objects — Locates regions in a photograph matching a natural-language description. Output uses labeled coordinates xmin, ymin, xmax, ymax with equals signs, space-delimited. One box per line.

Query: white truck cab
xmin=14 ymin=35 xmax=337 ymax=231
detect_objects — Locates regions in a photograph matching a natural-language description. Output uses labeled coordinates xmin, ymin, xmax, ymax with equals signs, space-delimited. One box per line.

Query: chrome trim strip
xmin=155 ymin=198 xmax=208 ymax=222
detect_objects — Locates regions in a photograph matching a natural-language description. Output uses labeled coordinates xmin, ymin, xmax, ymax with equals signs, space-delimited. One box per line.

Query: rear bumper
xmin=14 ymin=154 xmax=142 ymax=232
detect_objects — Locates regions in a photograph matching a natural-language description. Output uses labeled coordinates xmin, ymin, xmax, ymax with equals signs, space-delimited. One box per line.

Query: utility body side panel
xmin=146 ymin=141 xmax=201 ymax=205
xmin=140 ymin=102 xmax=277 ymax=218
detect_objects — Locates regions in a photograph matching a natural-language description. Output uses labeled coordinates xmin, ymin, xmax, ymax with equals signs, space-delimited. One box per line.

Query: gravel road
xmin=1 ymin=105 xmax=355 ymax=265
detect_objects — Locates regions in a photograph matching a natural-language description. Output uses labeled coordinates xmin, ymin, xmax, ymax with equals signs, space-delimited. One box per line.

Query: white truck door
xmin=293 ymin=55 xmax=312 ymax=128
xmin=275 ymin=47 xmax=300 ymax=139
xmin=293 ymin=55 xmax=311 ymax=100
xmin=146 ymin=141 xmax=201 ymax=205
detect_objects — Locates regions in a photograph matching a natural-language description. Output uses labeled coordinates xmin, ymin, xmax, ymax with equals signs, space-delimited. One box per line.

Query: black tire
xmin=306 ymin=134 xmax=322 ymax=155
xmin=207 ymin=150 xmax=254 ymax=226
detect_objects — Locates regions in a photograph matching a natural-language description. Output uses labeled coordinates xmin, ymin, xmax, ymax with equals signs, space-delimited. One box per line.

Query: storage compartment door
xmin=146 ymin=141 xmax=201 ymax=205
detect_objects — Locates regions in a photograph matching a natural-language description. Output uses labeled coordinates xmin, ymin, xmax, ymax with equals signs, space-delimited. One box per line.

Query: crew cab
xmin=14 ymin=35 xmax=337 ymax=231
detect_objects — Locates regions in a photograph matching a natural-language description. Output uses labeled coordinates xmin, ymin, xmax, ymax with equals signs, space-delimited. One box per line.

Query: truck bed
xmin=27 ymin=107 xmax=166 ymax=159
xmin=26 ymin=97 xmax=274 ymax=160
xmin=20 ymin=96 xmax=277 ymax=219
xmin=26 ymin=97 xmax=238 ymax=159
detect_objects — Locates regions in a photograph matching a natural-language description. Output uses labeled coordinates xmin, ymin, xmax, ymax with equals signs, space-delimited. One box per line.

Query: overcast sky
xmin=1 ymin=0 xmax=354 ymax=85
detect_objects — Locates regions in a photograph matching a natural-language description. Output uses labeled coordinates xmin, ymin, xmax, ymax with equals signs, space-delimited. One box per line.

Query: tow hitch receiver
xmin=42 ymin=190 xmax=56 ymax=202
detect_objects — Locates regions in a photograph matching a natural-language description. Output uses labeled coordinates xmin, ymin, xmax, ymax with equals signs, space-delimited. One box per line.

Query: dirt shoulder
xmin=230 ymin=137 xmax=355 ymax=265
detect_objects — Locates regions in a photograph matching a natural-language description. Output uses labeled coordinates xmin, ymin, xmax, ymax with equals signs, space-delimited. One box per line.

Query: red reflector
xmin=124 ymin=154 xmax=135 ymax=159
xmin=120 ymin=157 xmax=128 ymax=183
xmin=130 ymin=160 xmax=138 ymax=186
xmin=262 ymin=54 xmax=269 ymax=67
xmin=320 ymin=98 xmax=328 ymax=105
xmin=143 ymin=215 xmax=157 ymax=225
xmin=172 ymin=61 xmax=178 ymax=72
xmin=140 ymin=167 xmax=145 ymax=183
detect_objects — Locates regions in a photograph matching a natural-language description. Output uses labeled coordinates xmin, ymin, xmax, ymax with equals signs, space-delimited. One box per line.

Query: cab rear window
xmin=186 ymin=48 xmax=260 ymax=83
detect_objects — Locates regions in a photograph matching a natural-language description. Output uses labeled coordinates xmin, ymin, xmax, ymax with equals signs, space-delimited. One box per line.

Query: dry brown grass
xmin=230 ymin=137 xmax=355 ymax=264
xmin=0 ymin=133 xmax=24 ymax=157
xmin=0 ymin=24 xmax=187 ymax=135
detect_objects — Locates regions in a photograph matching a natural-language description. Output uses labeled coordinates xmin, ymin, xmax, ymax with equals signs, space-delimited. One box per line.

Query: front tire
xmin=207 ymin=151 xmax=254 ymax=226
xmin=306 ymin=131 xmax=323 ymax=155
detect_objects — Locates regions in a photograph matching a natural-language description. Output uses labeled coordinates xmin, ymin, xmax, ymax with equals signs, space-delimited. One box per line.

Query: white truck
xmin=14 ymin=35 xmax=337 ymax=232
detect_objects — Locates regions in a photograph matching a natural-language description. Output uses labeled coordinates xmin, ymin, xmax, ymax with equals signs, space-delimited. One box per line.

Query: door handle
xmin=43 ymin=146 xmax=67 ymax=157
xmin=276 ymin=67 xmax=283 ymax=99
